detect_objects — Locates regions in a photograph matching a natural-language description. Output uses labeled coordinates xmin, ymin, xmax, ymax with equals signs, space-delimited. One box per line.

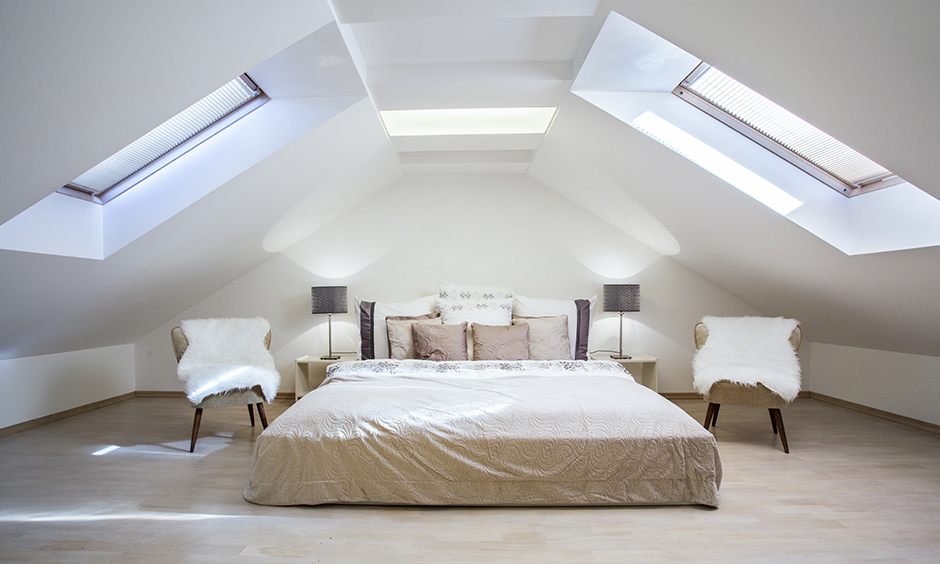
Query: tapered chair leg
xmin=703 ymin=402 xmax=719 ymax=429
xmin=769 ymin=409 xmax=778 ymax=434
xmin=711 ymin=403 xmax=721 ymax=426
xmin=770 ymin=408 xmax=789 ymax=453
xmin=247 ymin=404 xmax=256 ymax=427
xmin=256 ymin=403 xmax=269 ymax=429
xmin=190 ymin=408 xmax=203 ymax=453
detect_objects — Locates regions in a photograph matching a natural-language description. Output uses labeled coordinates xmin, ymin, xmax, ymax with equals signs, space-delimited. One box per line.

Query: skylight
xmin=379 ymin=107 xmax=558 ymax=136
xmin=60 ymin=74 xmax=266 ymax=204
xmin=571 ymin=10 xmax=940 ymax=255
xmin=676 ymin=63 xmax=902 ymax=197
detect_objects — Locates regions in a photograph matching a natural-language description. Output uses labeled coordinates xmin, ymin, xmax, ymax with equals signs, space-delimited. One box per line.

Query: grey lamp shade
xmin=603 ymin=284 xmax=640 ymax=313
xmin=311 ymin=286 xmax=348 ymax=315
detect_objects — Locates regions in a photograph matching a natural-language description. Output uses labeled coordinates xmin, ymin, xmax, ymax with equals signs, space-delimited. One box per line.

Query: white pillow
xmin=438 ymin=280 xmax=514 ymax=301
xmin=435 ymin=297 xmax=513 ymax=326
xmin=356 ymin=295 xmax=437 ymax=359
xmin=512 ymin=295 xmax=596 ymax=360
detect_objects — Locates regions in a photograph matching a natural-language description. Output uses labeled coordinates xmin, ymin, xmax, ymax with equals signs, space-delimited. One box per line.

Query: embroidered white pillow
xmin=438 ymin=280 xmax=513 ymax=302
xmin=435 ymin=297 xmax=513 ymax=326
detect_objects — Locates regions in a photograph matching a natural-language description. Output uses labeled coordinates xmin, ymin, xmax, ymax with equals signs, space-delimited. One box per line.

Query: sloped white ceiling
xmin=2 ymin=0 xmax=940 ymax=361
xmin=0 ymin=0 xmax=336 ymax=226
xmin=594 ymin=0 xmax=940 ymax=355
xmin=0 ymin=1 xmax=401 ymax=359
xmin=617 ymin=0 xmax=940 ymax=201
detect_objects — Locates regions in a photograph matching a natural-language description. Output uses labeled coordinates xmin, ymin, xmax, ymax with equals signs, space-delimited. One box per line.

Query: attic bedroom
xmin=1 ymin=1 xmax=938 ymax=561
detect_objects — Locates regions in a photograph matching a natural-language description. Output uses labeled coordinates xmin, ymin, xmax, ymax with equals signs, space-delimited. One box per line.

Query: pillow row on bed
xmin=412 ymin=321 xmax=529 ymax=361
xmin=389 ymin=316 xmax=562 ymax=361
xmin=357 ymin=288 xmax=595 ymax=361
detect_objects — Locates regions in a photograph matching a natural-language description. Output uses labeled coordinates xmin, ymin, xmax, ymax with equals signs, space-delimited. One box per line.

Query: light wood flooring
xmin=1 ymin=396 xmax=938 ymax=563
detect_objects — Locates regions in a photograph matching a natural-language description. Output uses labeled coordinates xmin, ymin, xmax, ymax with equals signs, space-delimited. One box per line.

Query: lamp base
xmin=320 ymin=354 xmax=341 ymax=360
xmin=609 ymin=354 xmax=632 ymax=359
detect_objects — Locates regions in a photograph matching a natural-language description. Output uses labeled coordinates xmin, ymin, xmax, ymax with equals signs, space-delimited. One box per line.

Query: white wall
xmin=809 ymin=342 xmax=940 ymax=426
xmin=135 ymin=173 xmax=762 ymax=394
xmin=0 ymin=344 xmax=135 ymax=429
xmin=21 ymin=173 xmax=937 ymax=430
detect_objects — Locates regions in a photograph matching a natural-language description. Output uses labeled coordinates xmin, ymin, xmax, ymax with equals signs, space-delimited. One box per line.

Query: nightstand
xmin=591 ymin=352 xmax=658 ymax=392
xmin=294 ymin=354 xmax=357 ymax=401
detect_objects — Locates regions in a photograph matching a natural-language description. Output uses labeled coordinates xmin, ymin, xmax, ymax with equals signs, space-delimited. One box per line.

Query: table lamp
xmin=311 ymin=286 xmax=347 ymax=360
xmin=603 ymin=284 xmax=640 ymax=359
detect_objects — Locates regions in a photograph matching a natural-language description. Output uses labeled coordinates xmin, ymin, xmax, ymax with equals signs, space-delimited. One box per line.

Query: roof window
xmin=60 ymin=74 xmax=266 ymax=204
xmin=676 ymin=63 xmax=902 ymax=197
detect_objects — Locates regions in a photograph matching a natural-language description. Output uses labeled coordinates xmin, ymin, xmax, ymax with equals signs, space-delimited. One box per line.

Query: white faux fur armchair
xmin=172 ymin=317 xmax=279 ymax=452
xmin=693 ymin=316 xmax=802 ymax=453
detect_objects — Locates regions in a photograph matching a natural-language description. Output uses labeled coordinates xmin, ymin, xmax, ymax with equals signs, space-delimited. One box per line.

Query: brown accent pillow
xmin=412 ymin=322 xmax=469 ymax=361
xmin=512 ymin=315 xmax=572 ymax=360
xmin=471 ymin=323 xmax=530 ymax=361
xmin=386 ymin=313 xmax=442 ymax=360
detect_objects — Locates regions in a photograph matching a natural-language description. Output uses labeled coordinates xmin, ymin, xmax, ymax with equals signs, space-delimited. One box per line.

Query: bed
xmin=243 ymin=359 xmax=722 ymax=507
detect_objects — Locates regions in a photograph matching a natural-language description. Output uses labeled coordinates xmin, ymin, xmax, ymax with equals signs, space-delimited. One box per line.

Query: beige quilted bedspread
xmin=243 ymin=360 xmax=722 ymax=507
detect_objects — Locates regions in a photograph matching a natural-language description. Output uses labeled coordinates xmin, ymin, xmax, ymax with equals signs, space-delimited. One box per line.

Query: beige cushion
xmin=196 ymin=386 xmax=266 ymax=408
xmin=705 ymin=381 xmax=788 ymax=409
xmin=412 ymin=322 xmax=469 ymax=361
xmin=512 ymin=315 xmax=571 ymax=360
xmin=386 ymin=313 xmax=442 ymax=360
xmin=472 ymin=323 xmax=530 ymax=361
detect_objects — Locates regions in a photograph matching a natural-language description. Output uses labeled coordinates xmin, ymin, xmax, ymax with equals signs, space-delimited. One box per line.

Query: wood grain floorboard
xmin=1 ymin=396 xmax=938 ymax=563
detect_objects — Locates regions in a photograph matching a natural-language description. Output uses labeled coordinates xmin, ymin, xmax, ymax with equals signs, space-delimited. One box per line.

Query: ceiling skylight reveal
xmin=676 ymin=63 xmax=902 ymax=197
xmin=60 ymin=74 xmax=266 ymax=204
xmin=631 ymin=111 xmax=803 ymax=216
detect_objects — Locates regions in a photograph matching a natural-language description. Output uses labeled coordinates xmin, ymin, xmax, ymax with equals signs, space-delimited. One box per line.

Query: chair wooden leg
xmin=256 ymin=403 xmax=269 ymax=429
xmin=711 ymin=403 xmax=721 ymax=426
xmin=703 ymin=402 xmax=718 ymax=428
xmin=247 ymin=404 xmax=256 ymax=427
xmin=770 ymin=408 xmax=789 ymax=453
xmin=190 ymin=408 xmax=203 ymax=453
xmin=769 ymin=409 xmax=778 ymax=434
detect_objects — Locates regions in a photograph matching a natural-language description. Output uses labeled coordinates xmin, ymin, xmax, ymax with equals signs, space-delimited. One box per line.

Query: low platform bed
xmin=244 ymin=359 xmax=722 ymax=507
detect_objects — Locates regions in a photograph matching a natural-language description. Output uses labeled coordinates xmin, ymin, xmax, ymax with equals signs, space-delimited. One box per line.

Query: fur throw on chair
xmin=177 ymin=317 xmax=280 ymax=405
xmin=692 ymin=316 xmax=801 ymax=402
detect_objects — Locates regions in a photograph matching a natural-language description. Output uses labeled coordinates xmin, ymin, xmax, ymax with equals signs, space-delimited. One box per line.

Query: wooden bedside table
xmin=590 ymin=353 xmax=658 ymax=392
xmin=294 ymin=354 xmax=357 ymax=401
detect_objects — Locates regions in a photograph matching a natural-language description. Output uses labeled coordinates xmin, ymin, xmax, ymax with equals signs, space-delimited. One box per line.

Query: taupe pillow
xmin=512 ymin=315 xmax=572 ymax=360
xmin=412 ymin=322 xmax=469 ymax=361
xmin=386 ymin=313 xmax=442 ymax=360
xmin=471 ymin=323 xmax=530 ymax=361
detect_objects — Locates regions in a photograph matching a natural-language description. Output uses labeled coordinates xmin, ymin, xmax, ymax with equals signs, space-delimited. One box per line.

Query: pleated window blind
xmin=680 ymin=64 xmax=896 ymax=194
xmin=63 ymin=74 xmax=263 ymax=202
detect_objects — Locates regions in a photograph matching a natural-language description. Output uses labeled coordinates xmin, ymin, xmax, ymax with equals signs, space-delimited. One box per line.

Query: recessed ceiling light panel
xmin=380 ymin=107 xmax=558 ymax=136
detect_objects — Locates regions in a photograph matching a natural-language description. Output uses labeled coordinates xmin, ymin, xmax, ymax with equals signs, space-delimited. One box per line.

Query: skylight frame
xmin=674 ymin=63 xmax=903 ymax=198
xmin=60 ymin=74 xmax=267 ymax=205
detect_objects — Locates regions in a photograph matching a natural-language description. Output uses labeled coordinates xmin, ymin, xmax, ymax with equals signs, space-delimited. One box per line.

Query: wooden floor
xmin=1 ymin=396 xmax=938 ymax=563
